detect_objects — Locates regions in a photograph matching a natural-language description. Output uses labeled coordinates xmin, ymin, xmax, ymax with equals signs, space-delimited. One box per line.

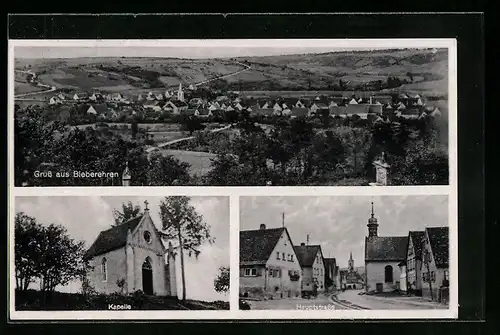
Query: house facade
xmin=85 ymin=208 xmax=177 ymax=296
xmin=406 ymin=231 xmax=426 ymax=295
xmin=294 ymin=243 xmax=326 ymax=293
xmin=421 ymin=227 xmax=449 ymax=302
xmin=240 ymin=224 xmax=302 ymax=299
xmin=364 ymin=203 xmax=408 ymax=293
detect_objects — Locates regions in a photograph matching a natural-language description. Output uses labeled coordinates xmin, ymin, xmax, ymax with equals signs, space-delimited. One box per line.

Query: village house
xmin=364 ymin=203 xmax=408 ymax=293
xmin=49 ymin=96 xmax=62 ymax=105
xmin=421 ymin=227 xmax=449 ymax=302
xmin=90 ymin=92 xmax=104 ymax=102
xmin=57 ymin=93 xmax=67 ymax=100
xmin=323 ymin=257 xmax=339 ymax=292
xmin=84 ymin=204 xmax=177 ymax=296
xmin=143 ymin=101 xmax=163 ymax=112
xmin=240 ymin=224 xmax=302 ymax=299
xmin=73 ymin=92 xmax=89 ymax=101
xmin=87 ymin=104 xmax=110 ymax=116
xmin=294 ymin=242 xmax=326 ymax=294
xmin=405 ymin=231 xmax=426 ymax=295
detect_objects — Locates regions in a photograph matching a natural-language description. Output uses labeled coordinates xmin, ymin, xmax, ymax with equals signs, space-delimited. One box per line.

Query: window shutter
xmin=257 ymin=267 xmax=263 ymax=276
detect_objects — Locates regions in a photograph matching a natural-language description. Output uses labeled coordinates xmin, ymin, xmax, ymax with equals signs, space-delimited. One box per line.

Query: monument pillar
xmin=369 ymin=152 xmax=391 ymax=186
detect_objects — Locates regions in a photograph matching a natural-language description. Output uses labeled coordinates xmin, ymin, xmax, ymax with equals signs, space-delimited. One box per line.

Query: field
xmin=14 ymin=48 xmax=448 ymax=97
xmin=158 ymin=149 xmax=216 ymax=177
xmin=14 ymin=82 xmax=46 ymax=95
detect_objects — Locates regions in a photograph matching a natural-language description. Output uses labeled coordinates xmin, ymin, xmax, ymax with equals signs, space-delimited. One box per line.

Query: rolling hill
xmin=14 ymin=48 xmax=448 ymax=97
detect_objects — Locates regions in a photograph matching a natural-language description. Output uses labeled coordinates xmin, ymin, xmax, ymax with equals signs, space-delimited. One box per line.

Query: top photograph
xmin=10 ymin=39 xmax=455 ymax=187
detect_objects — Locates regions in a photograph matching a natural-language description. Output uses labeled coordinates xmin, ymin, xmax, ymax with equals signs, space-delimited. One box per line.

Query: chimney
xmin=300 ymin=242 xmax=305 ymax=246
xmin=306 ymin=234 xmax=310 ymax=245
xmin=260 ymin=224 xmax=266 ymax=230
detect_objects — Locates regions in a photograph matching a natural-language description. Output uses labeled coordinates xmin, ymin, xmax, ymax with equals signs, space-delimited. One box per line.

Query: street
xmin=335 ymin=289 xmax=449 ymax=310
xmin=245 ymin=294 xmax=337 ymax=311
xmin=244 ymin=290 xmax=449 ymax=310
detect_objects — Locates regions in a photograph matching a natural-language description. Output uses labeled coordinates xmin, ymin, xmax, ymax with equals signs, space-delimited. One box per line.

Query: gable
xmin=131 ymin=213 xmax=165 ymax=254
xmin=240 ymin=227 xmax=285 ymax=264
xmin=426 ymin=227 xmax=449 ymax=268
xmin=267 ymin=229 xmax=301 ymax=265
xmin=85 ymin=216 xmax=143 ymax=259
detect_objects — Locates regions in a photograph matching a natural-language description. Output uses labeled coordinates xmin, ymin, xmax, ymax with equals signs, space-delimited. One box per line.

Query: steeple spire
xmin=367 ymin=201 xmax=379 ymax=238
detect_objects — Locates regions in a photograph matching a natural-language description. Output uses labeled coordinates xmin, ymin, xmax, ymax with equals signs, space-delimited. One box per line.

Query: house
xmin=405 ymin=231 xmax=426 ymax=295
xmin=290 ymin=108 xmax=310 ymax=118
xmin=239 ymin=224 xmax=302 ymax=300
xmin=143 ymin=101 xmax=162 ymax=112
xmin=87 ymin=104 xmax=110 ymax=116
xmin=294 ymin=243 xmax=326 ymax=293
xmin=309 ymin=102 xmax=329 ymax=115
xmin=57 ymin=93 xmax=67 ymax=100
xmin=155 ymin=93 xmax=164 ymax=101
xmin=364 ymin=203 xmax=408 ymax=293
xmin=421 ymin=227 xmax=449 ymax=301
xmin=90 ymin=92 xmax=103 ymax=102
xmin=196 ymin=109 xmax=212 ymax=118
xmin=73 ymin=92 xmax=89 ymax=101
xmin=111 ymin=93 xmax=123 ymax=101
xmin=49 ymin=96 xmax=61 ymax=105
xmin=324 ymin=258 xmax=339 ymax=292
xmin=84 ymin=207 xmax=177 ymax=296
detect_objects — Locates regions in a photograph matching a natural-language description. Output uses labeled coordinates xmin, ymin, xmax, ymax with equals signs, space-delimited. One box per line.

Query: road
xmin=194 ymin=61 xmax=251 ymax=87
xmin=145 ymin=124 xmax=233 ymax=154
xmin=245 ymin=294 xmax=338 ymax=311
xmin=335 ymin=290 xmax=448 ymax=310
xmin=14 ymin=69 xmax=56 ymax=98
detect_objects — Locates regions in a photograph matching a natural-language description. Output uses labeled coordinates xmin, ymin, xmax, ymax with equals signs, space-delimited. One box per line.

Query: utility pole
xmin=282 ymin=212 xmax=285 ymax=227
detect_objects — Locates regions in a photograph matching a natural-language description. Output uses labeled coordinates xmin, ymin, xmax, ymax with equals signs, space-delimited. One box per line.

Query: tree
xmin=131 ymin=119 xmax=139 ymax=139
xmin=158 ymin=196 xmax=214 ymax=301
xmin=213 ymin=266 xmax=230 ymax=295
xmin=14 ymin=212 xmax=89 ymax=303
xmin=147 ymin=153 xmax=191 ymax=186
xmin=14 ymin=213 xmax=42 ymax=291
xmin=112 ymin=201 xmax=142 ymax=226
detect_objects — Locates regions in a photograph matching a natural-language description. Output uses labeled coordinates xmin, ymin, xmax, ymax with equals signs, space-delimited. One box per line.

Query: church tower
xmin=367 ymin=201 xmax=379 ymax=238
xmin=348 ymin=252 xmax=354 ymax=272
xmin=177 ymin=83 xmax=184 ymax=102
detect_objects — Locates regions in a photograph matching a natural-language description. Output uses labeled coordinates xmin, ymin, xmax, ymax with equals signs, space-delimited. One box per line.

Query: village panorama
xmin=14 ymin=47 xmax=449 ymax=186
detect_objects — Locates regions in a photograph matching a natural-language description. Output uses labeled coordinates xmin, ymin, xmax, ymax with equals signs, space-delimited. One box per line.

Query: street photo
xmin=11 ymin=195 xmax=229 ymax=317
xmin=11 ymin=39 xmax=454 ymax=187
xmin=239 ymin=195 xmax=453 ymax=312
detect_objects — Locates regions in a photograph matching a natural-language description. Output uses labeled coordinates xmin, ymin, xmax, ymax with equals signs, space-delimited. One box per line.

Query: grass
xmin=15 ymin=289 xmax=229 ymax=311
xmin=14 ymin=82 xmax=46 ymax=95
xmin=158 ymin=149 xmax=216 ymax=177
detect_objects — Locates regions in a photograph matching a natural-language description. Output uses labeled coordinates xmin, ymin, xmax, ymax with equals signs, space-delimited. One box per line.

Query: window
xmin=244 ymin=268 xmax=257 ymax=276
xmin=101 ymin=257 xmax=107 ymax=282
xmin=143 ymin=231 xmax=152 ymax=244
xmin=290 ymin=255 xmax=294 ymax=262
xmin=282 ymin=252 xmax=285 ymax=260
xmin=384 ymin=265 xmax=393 ymax=283
xmin=276 ymin=252 xmax=280 ymax=260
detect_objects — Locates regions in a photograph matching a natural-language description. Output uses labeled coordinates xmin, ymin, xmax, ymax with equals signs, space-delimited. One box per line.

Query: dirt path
xmin=14 ymin=69 xmax=56 ymax=98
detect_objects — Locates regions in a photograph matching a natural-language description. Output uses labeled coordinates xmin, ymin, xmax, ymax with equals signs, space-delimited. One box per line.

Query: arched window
xmin=102 ymin=258 xmax=107 ymax=282
xmin=384 ymin=265 xmax=393 ymax=283
xmin=143 ymin=257 xmax=152 ymax=270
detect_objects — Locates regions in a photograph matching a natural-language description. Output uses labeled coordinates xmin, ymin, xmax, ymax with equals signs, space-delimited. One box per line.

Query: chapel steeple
xmin=367 ymin=201 xmax=379 ymax=238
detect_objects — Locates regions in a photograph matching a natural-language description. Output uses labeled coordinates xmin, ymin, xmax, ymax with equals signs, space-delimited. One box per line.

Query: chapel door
xmin=142 ymin=258 xmax=154 ymax=295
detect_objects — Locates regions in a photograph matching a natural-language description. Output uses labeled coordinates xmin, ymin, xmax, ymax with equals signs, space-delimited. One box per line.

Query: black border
xmin=6 ymin=13 xmax=485 ymax=327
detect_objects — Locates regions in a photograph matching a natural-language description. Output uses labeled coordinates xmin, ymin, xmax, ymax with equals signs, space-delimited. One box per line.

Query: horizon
xmin=13 ymin=46 xmax=442 ymax=60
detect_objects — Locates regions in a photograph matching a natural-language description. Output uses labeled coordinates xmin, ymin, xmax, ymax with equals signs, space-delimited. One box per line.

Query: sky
xmin=240 ymin=195 xmax=448 ymax=269
xmin=14 ymin=45 xmax=425 ymax=60
xmin=15 ymin=196 xmax=229 ymax=302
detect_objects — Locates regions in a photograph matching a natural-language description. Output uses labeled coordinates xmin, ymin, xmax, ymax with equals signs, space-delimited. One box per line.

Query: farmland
xmin=14 ymin=48 xmax=448 ymax=97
